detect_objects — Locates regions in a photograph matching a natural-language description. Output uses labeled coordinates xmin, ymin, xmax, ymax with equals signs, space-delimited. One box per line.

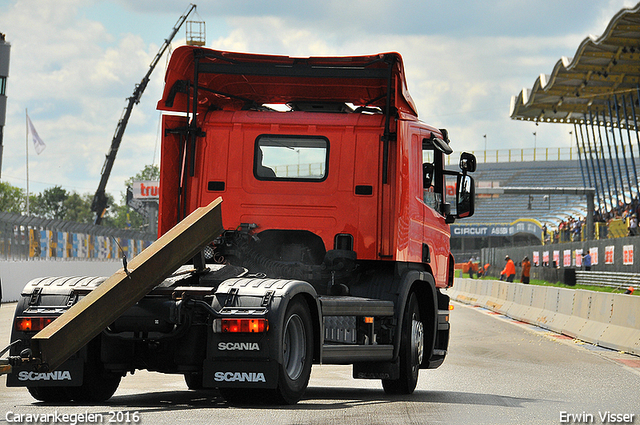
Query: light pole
xmin=483 ymin=134 xmax=487 ymax=163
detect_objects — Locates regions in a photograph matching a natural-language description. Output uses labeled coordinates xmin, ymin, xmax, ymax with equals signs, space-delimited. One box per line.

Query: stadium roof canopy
xmin=510 ymin=3 xmax=640 ymax=128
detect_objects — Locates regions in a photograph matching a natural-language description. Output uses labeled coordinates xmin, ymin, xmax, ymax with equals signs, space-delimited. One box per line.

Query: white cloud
xmin=0 ymin=0 xmax=163 ymax=197
xmin=0 ymin=0 xmax=636 ymax=199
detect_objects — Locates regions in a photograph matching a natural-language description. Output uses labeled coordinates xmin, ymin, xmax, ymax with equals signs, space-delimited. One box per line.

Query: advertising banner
xmin=132 ymin=180 xmax=160 ymax=200
xmin=451 ymin=219 xmax=542 ymax=238
xmin=605 ymin=246 xmax=615 ymax=265
xmin=589 ymin=247 xmax=598 ymax=265
xmin=623 ymin=245 xmax=634 ymax=265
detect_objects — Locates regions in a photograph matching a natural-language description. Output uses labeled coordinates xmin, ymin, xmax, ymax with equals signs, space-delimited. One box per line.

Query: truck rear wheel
xmin=27 ymin=386 xmax=72 ymax=403
xmin=184 ymin=372 xmax=204 ymax=390
xmin=382 ymin=292 xmax=423 ymax=394
xmin=272 ymin=297 xmax=313 ymax=404
xmin=68 ymin=340 xmax=121 ymax=402
xmin=66 ymin=366 xmax=121 ymax=402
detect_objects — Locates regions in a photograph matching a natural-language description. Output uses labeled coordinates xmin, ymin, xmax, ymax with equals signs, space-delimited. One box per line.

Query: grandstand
xmin=452 ymin=3 xmax=640 ymax=262
xmin=450 ymin=153 xmax=640 ymax=261
xmin=468 ymin=159 xmax=587 ymax=224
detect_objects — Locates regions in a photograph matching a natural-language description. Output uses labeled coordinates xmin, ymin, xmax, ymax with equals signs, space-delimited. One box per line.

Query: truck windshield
xmin=255 ymin=135 xmax=329 ymax=181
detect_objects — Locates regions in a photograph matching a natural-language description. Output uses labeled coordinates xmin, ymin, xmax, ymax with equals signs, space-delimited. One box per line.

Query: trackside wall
xmin=447 ymin=278 xmax=640 ymax=356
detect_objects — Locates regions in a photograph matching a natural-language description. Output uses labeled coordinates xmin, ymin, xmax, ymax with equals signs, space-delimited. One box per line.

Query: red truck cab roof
xmin=157 ymin=46 xmax=418 ymax=117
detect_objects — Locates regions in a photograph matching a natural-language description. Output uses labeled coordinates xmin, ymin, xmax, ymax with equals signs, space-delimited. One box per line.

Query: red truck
xmin=3 ymin=45 xmax=475 ymax=404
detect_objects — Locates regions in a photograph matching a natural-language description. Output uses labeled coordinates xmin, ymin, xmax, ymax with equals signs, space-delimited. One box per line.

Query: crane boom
xmin=91 ymin=3 xmax=197 ymax=224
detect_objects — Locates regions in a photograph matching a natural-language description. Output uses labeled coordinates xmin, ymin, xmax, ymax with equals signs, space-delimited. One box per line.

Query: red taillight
xmin=213 ymin=318 xmax=268 ymax=333
xmin=14 ymin=316 xmax=56 ymax=332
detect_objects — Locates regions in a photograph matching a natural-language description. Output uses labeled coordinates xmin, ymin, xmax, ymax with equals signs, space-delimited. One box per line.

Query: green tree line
xmin=0 ymin=165 xmax=159 ymax=230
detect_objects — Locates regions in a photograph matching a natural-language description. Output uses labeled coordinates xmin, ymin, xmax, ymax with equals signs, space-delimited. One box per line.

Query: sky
xmin=0 ymin=0 xmax=638 ymax=200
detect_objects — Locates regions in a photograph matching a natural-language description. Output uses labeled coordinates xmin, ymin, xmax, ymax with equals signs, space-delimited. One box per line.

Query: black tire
xmin=66 ymin=340 xmax=121 ymax=402
xmin=66 ymin=367 xmax=121 ymax=402
xmin=184 ymin=372 xmax=204 ymax=390
xmin=27 ymin=386 xmax=72 ymax=403
xmin=382 ymin=292 xmax=424 ymax=394
xmin=219 ymin=388 xmax=260 ymax=405
xmin=272 ymin=297 xmax=314 ymax=404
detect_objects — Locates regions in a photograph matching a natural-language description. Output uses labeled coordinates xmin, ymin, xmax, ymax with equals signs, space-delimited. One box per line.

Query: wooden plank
xmin=31 ymin=197 xmax=223 ymax=371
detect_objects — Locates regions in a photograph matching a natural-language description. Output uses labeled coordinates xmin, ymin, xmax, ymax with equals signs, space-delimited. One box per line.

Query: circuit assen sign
xmin=450 ymin=219 xmax=542 ymax=238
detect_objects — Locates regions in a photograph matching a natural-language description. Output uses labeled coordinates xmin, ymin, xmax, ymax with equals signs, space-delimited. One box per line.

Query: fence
xmin=481 ymin=235 xmax=640 ymax=284
xmin=575 ymin=271 xmax=640 ymax=289
xmin=0 ymin=211 xmax=156 ymax=261
xmin=445 ymin=147 xmax=579 ymax=165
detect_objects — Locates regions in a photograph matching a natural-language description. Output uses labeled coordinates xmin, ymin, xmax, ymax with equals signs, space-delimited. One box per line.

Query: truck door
xmin=421 ymin=135 xmax=449 ymax=284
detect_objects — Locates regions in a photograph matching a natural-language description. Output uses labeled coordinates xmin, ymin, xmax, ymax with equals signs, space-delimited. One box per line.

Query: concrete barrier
xmin=534 ymin=286 xmax=558 ymax=329
xmin=548 ymin=288 xmax=576 ymax=334
xmin=599 ymin=294 xmax=640 ymax=353
xmin=522 ymin=285 xmax=547 ymax=325
xmin=497 ymin=283 xmax=517 ymax=316
xmin=1 ymin=259 xmax=121 ymax=302
xmin=578 ymin=292 xmax=613 ymax=345
xmin=562 ymin=290 xmax=591 ymax=339
xmin=448 ymin=278 xmax=640 ymax=356
xmin=505 ymin=283 xmax=530 ymax=321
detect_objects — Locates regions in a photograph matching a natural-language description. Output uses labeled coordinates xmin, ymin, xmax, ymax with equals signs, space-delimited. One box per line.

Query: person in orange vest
xmin=521 ymin=256 xmax=531 ymax=284
xmin=500 ymin=255 xmax=516 ymax=282
xmin=477 ymin=263 xmax=490 ymax=278
xmin=467 ymin=258 xmax=476 ymax=278
xmin=624 ymin=286 xmax=634 ymax=295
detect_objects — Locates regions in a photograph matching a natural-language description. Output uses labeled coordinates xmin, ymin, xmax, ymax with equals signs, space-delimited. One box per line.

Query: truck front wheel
xmin=272 ymin=297 xmax=313 ymax=404
xmin=382 ymin=292 xmax=423 ymax=394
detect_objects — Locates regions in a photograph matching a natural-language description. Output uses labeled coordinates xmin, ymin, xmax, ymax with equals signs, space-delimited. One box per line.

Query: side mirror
xmin=459 ymin=152 xmax=476 ymax=173
xmin=423 ymin=163 xmax=434 ymax=188
xmin=456 ymin=174 xmax=475 ymax=218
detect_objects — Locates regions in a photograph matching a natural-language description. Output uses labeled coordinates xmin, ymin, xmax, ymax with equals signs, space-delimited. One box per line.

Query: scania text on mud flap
xmin=1 ymin=45 xmax=475 ymax=405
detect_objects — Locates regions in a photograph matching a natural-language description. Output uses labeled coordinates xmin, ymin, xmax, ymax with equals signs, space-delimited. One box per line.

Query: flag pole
xmin=25 ymin=108 xmax=29 ymax=215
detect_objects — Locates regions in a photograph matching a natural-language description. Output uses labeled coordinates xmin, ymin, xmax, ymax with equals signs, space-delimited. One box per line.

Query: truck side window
xmin=422 ymin=151 xmax=441 ymax=211
xmin=256 ymin=148 xmax=277 ymax=178
xmin=254 ymin=135 xmax=329 ymax=181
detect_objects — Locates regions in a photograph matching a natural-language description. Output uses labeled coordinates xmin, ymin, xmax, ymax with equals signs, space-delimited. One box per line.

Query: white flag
xmin=27 ymin=114 xmax=46 ymax=155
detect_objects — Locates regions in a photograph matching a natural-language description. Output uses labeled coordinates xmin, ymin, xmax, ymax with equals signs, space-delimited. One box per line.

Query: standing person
xmin=521 ymin=256 xmax=531 ymax=284
xmin=467 ymin=258 xmax=475 ymax=278
xmin=582 ymin=251 xmax=592 ymax=271
xmin=501 ymin=255 xmax=516 ymax=282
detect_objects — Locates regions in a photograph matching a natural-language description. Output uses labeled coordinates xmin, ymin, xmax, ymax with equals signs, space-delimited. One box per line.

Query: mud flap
xmin=202 ymin=360 xmax=278 ymax=389
xmin=6 ymin=356 xmax=84 ymax=387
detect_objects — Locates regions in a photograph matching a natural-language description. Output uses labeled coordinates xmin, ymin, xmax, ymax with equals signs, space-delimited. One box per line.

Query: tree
xmin=63 ymin=192 xmax=94 ymax=223
xmin=0 ymin=181 xmax=25 ymax=213
xmin=30 ymin=186 xmax=69 ymax=220
xmin=104 ymin=164 xmax=159 ymax=232
xmin=125 ymin=164 xmax=160 ymax=187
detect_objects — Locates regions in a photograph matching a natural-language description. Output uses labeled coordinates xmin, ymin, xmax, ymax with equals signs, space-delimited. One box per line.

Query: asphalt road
xmin=1 ymin=298 xmax=639 ymax=425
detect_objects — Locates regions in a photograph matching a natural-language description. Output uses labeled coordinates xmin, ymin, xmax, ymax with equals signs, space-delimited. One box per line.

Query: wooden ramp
xmin=31 ymin=198 xmax=223 ymax=372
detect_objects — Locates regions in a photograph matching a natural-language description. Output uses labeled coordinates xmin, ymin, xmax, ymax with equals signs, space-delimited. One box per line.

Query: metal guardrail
xmin=445 ymin=147 xmax=580 ymax=165
xmin=575 ymin=271 xmax=640 ymax=289
xmin=0 ymin=211 xmax=156 ymax=261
